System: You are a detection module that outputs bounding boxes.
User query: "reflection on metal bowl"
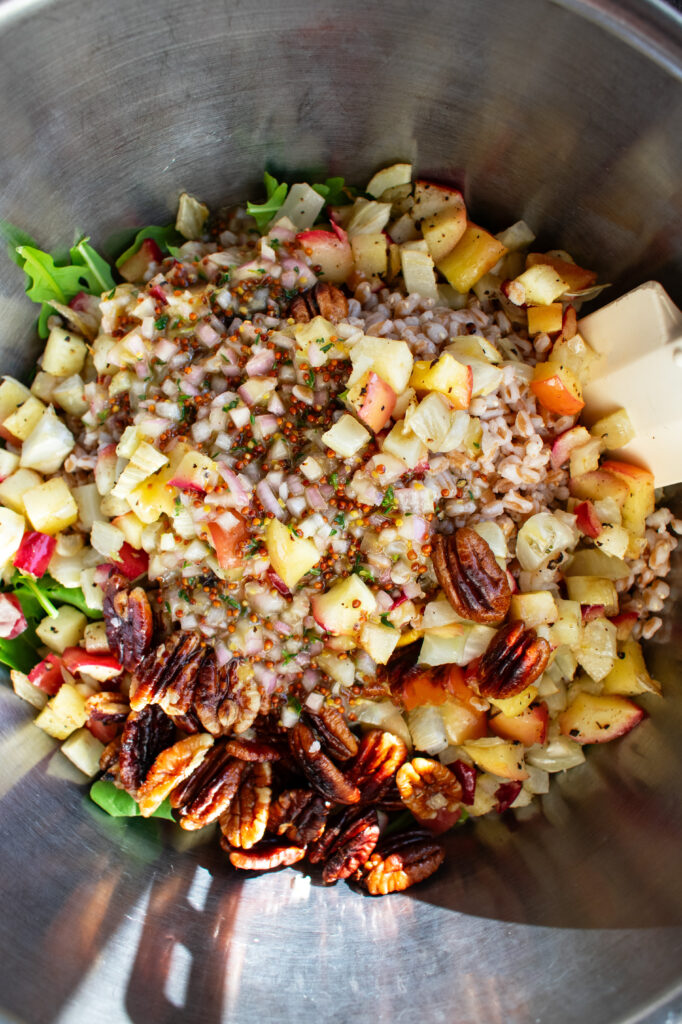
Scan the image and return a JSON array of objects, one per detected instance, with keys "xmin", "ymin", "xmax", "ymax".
[{"xmin": 0, "ymin": 1, "xmax": 681, "ymax": 1022}]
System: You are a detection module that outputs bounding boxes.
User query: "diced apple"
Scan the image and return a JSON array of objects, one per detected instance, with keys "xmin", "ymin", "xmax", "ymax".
[
  {"xmin": 601, "ymin": 639, "xmax": 661, "ymax": 697},
  {"xmin": 311, "ymin": 574, "xmax": 377, "ymax": 635},
  {"xmin": 600, "ymin": 459, "xmax": 655, "ymax": 537},
  {"xmin": 60, "ymin": 727, "xmax": 106, "ymax": 777},
  {"xmin": 412, "ymin": 180, "xmax": 464, "ymax": 221},
  {"xmin": 590, "ymin": 408, "xmax": 635, "ymax": 451},
  {"xmin": 11, "ymin": 668, "xmax": 49, "ymax": 709},
  {"xmin": 79, "ymin": 568, "xmax": 104, "ymax": 612},
  {"xmin": 265, "ymin": 517, "xmax": 320, "ymax": 590},
  {"xmin": 462, "ymin": 737, "xmax": 528, "ymax": 781},
  {"xmin": 22, "ymin": 477, "xmax": 78, "ymax": 535},
  {"xmin": 111, "ymin": 511, "xmax": 145, "ymax": 550},
  {"xmin": 52, "ymin": 374, "xmax": 88, "ymax": 416},
  {"xmin": 439, "ymin": 699, "xmax": 487, "ymax": 745},
  {"xmin": 381, "ymin": 419, "xmax": 428, "ymax": 469},
  {"xmin": 315, "ymin": 649, "xmax": 355, "ymax": 688},
  {"xmin": 351, "ymin": 233, "xmax": 387, "ymax": 278},
  {"xmin": 348, "ymin": 336, "xmax": 414, "ymax": 396},
  {"xmin": 564, "ymin": 548, "xmax": 630, "ymax": 579},
  {"xmin": 62, "ymin": 646, "xmax": 122, "ymax": 682},
  {"xmin": 559, "ymin": 692, "xmax": 644, "ymax": 744},
  {"xmin": 488, "ymin": 685, "xmax": 539, "ymax": 718},
  {"xmin": 447, "ymin": 335, "xmax": 502, "ymax": 365},
  {"xmin": 31, "ymin": 371, "xmax": 59, "ymax": 403},
  {"xmin": 2, "ymin": 396, "xmax": 46, "ymax": 441},
  {"xmin": 359, "ymin": 621, "xmax": 400, "ymax": 664},
  {"xmin": 345, "ymin": 199, "xmax": 393, "ymax": 237},
  {"xmin": 34, "ymin": 682, "xmax": 88, "ymax": 740},
  {"xmin": 84, "ymin": 621, "xmax": 110, "ymax": 653},
  {"xmin": 72, "ymin": 483, "xmax": 101, "ymax": 531},
  {"xmin": 574, "ymin": 500, "xmax": 602, "ymax": 539},
  {"xmin": 509, "ymin": 590, "xmax": 558, "ymax": 628},
  {"xmin": 13, "ymin": 530, "xmax": 56, "ymax": 576},
  {"xmin": 530, "ymin": 361, "xmax": 584, "ymax": 415},
  {"xmin": 20, "ymin": 407, "xmax": 75, "ymax": 474},
  {"xmin": 0, "ymin": 448, "xmax": 19, "ymax": 482},
  {"xmin": 594, "ymin": 523, "xmax": 629, "ymax": 559},
  {"xmin": 490, "ymin": 702, "xmax": 548, "ymax": 746},
  {"xmin": 28, "ymin": 653, "xmax": 64, "ymax": 695},
  {"xmin": 505, "ymin": 264, "xmax": 568, "ymax": 306},
  {"xmin": 576, "ymin": 616, "xmax": 617, "ymax": 681},
  {"xmin": 296, "ymin": 229, "xmax": 354, "ymax": 284},
  {"xmin": 550, "ymin": 331, "xmax": 601, "ymax": 385},
  {"xmin": 610, "ymin": 611, "xmax": 638, "ymax": 641},
  {"xmin": 569, "ymin": 438, "xmax": 602, "ymax": 478},
  {"xmin": 526, "ymin": 252, "xmax": 598, "ymax": 292},
  {"xmin": 0, "ymin": 593, "xmax": 27, "ymax": 638},
  {"xmin": 208, "ymin": 516, "xmax": 249, "ymax": 570},
  {"xmin": 400, "ymin": 246, "xmax": 439, "ymax": 300},
  {"xmin": 348, "ymin": 371, "xmax": 396, "ymax": 433},
  {"xmin": 113, "ymin": 541, "xmax": 149, "ymax": 579},
  {"xmin": 569, "ymin": 469, "xmax": 629, "ymax": 507},
  {"xmin": 409, "ymin": 353, "xmax": 473, "ymax": 409},
  {"xmin": 41, "ymin": 326, "xmax": 88, "ymax": 376},
  {"xmin": 405, "ymin": 392, "xmax": 468, "ymax": 452},
  {"xmin": 167, "ymin": 450, "xmax": 217, "ymax": 493},
  {"xmin": 565, "ymin": 576, "xmax": 619, "ymax": 616},
  {"xmin": 551, "ymin": 599, "xmax": 582, "ymax": 648},
  {"xmin": 35, "ymin": 605, "xmax": 87, "ymax": 653},
  {"xmin": 118, "ymin": 237, "xmax": 164, "ymax": 283},
  {"xmin": 422, "ymin": 205, "xmax": 467, "ymax": 263},
  {"xmin": 0, "ymin": 507, "xmax": 26, "ymax": 566},
  {"xmin": 438, "ymin": 223, "xmax": 507, "ymax": 293},
  {"xmin": 0, "ymin": 377, "xmax": 31, "ymax": 424},
  {"xmin": 126, "ymin": 464, "xmax": 177, "ymax": 524},
  {"xmin": 176, "ymin": 191, "xmax": 209, "ymax": 238},
  {"xmin": 527, "ymin": 303, "xmax": 563, "ymax": 335},
  {"xmin": 366, "ymin": 163, "xmax": 413, "ymax": 199},
  {"xmin": 321, "ymin": 413, "xmax": 371, "ymax": 458}
]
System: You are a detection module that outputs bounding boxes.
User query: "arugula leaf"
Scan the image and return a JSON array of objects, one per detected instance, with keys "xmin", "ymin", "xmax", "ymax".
[
  {"xmin": 0, "ymin": 633, "xmax": 41, "ymax": 674},
  {"xmin": 312, "ymin": 176, "xmax": 350, "ymax": 206},
  {"xmin": 8, "ymin": 572, "xmax": 103, "ymax": 620},
  {"xmin": 13, "ymin": 574, "xmax": 58, "ymax": 617},
  {"xmin": 70, "ymin": 236, "xmax": 115, "ymax": 293},
  {"xmin": 114, "ymin": 224, "xmax": 181, "ymax": 268},
  {"xmin": 90, "ymin": 779, "xmax": 175, "ymax": 820},
  {"xmin": 247, "ymin": 172, "xmax": 289, "ymax": 231}
]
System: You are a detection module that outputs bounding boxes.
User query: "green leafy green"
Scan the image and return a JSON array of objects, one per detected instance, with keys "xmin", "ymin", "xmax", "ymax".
[
  {"xmin": 90, "ymin": 779, "xmax": 175, "ymax": 820},
  {"xmin": 0, "ymin": 633, "xmax": 42, "ymax": 674},
  {"xmin": 246, "ymin": 172, "xmax": 289, "ymax": 231},
  {"xmin": 114, "ymin": 224, "xmax": 181, "ymax": 268},
  {"xmin": 312, "ymin": 176, "xmax": 351, "ymax": 206},
  {"xmin": 8, "ymin": 572, "xmax": 103, "ymax": 621},
  {"xmin": 70, "ymin": 236, "xmax": 115, "ymax": 293},
  {"xmin": 380, "ymin": 485, "xmax": 396, "ymax": 513}
]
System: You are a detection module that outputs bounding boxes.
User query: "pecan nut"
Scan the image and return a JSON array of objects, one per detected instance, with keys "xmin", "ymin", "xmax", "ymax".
[
  {"xmin": 103, "ymin": 576, "xmax": 154, "ymax": 671},
  {"xmin": 289, "ymin": 722, "xmax": 360, "ymax": 805},
  {"xmin": 130, "ymin": 632, "xmax": 207, "ymax": 716},
  {"xmin": 431, "ymin": 527, "xmax": 511, "ymax": 624},
  {"xmin": 348, "ymin": 729, "xmax": 408, "ymax": 804},
  {"xmin": 85, "ymin": 691, "xmax": 130, "ymax": 726},
  {"xmin": 396, "ymin": 758, "xmax": 462, "ymax": 829},
  {"xmin": 194, "ymin": 651, "xmax": 261, "ymax": 736},
  {"xmin": 317, "ymin": 808, "xmax": 380, "ymax": 885},
  {"xmin": 119, "ymin": 704, "xmax": 176, "ymax": 794},
  {"xmin": 303, "ymin": 705, "xmax": 358, "ymax": 762},
  {"xmin": 356, "ymin": 830, "xmax": 446, "ymax": 896},
  {"xmin": 224, "ymin": 840, "xmax": 306, "ymax": 871},
  {"xmin": 136, "ymin": 733, "xmax": 214, "ymax": 817},
  {"xmin": 268, "ymin": 788, "xmax": 330, "ymax": 846},
  {"xmin": 170, "ymin": 742, "xmax": 250, "ymax": 830},
  {"xmin": 224, "ymin": 737, "xmax": 283, "ymax": 762},
  {"xmin": 466, "ymin": 620, "xmax": 550, "ymax": 699},
  {"xmin": 287, "ymin": 282, "xmax": 348, "ymax": 323},
  {"xmin": 220, "ymin": 762, "xmax": 272, "ymax": 849}
]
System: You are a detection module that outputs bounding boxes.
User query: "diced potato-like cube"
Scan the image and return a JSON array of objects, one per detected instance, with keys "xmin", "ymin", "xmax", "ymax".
[
  {"xmin": 509, "ymin": 590, "xmax": 558, "ymax": 628},
  {"xmin": 351, "ymin": 233, "xmax": 388, "ymax": 278},
  {"xmin": 550, "ymin": 599, "xmax": 582, "ymax": 648},
  {"xmin": 601, "ymin": 639, "xmax": 661, "ymax": 697},
  {"xmin": 2, "ymin": 396, "xmax": 46, "ymax": 441},
  {"xmin": 42, "ymin": 326, "xmax": 88, "ymax": 376},
  {"xmin": 0, "ymin": 468, "xmax": 43, "ymax": 514},
  {"xmin": 488, "ymin": 685, "xmax": 538, "ymax": 718},
  {"xmin": 366, "ymin": 163, "xmax": 413, "ymax": 198},
  {"xmin": 34, "ymin": 682, "xmax": 87, "ymax": 739},
  {"xmin": 61, "ymin": 727, "xmax": 106, "ymax": 776},
  {"xmin": 421, "ymin": 205, "xmax": 467, "ymax": 263},
  {"xmin": 569, "ymin": 438, "xmax": 603, "ymax": 478},
  {"xmin": 594, "ymin": 523, "xmax": 630, "ymax": 559},
  {"xmin": 321, "ymin": 414, "xmax": 371, "ymax": 458},
  {"xmin": 311, "ymin": 574, "xmax": 377, "ymax": 635},
  {"xmin": 551, "ymin": 331, "xmax": 601, "ymax": 385},
  {"xmin": 565, "ymin": 575, "xmax": 619, "ymax": 615},
  {"xmin": 590, "ymin": 408, "xmax": 635, "ymax": 450},
  {"xmin": 506, "ymin": 264, "xmax": 567, "ymax": 306},
  {"xmin": 31, "ymin": 371, "xmax": 59, "ymax": 403},
  {"xmin": 348, "ymin": 337, "xmax": 414, "ymax": 395},
  {"xmin": 316, "ymin": 649, "xmax": 355, "ymax": 687},
  {"xmin": 23, "ymin": 477, "xmax": 78, "ymax": 534},
  {"xmin": 0, "ymin": 376, "xmax": 31, "ymax": 422},
  {"xmin": 462, "ymin": 737, "xmax": 529, "ymax": 781},
  {"xmin": 11, "ymin": 669, "xmax": 49, "ymax": 710},
  {"xmin": 35, "ymin": 605, "xmax": 87, "ymax": 653}
]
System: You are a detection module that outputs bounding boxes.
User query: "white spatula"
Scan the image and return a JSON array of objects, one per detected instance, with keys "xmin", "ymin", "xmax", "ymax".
[{"xmin": 578, "ymin": 281, "xmax": 682, "ymax": 488}]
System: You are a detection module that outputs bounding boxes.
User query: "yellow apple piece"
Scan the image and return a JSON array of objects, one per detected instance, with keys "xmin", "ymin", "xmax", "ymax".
[
  {"xmin": 34, "ymin": 682, "xmax": 88, "ymax": 740},
  {"xmin": 310, "ymin": 573, "xmax": 377, "ymax": 635},
  {"xmin": 381, "ymin": 419, "xmax": 428, "ymax": 470},
  {"xmin": 351, "ymin": 232, "xmax": 387, "ymax": 278},
  {"xmin": 447, "ymin": 334, "xmax": 502, "ymax": 364},
  {"xmin": 41, "ymin": 326, "xmax": 88, "ymax": 376},
  {"xmin": 490, "ymin": 702, "xmax": 548, "ymax": 746},
  {"xmin": 601, "ymin": 640, "xmax": 661, "ymax": 697},
  {"xmin": 347, "ymin": 372, "xmax": 396, "ymax": 433},
  {"xmin": 559, "ymin": 692, "xmax": 644, "ymax": 744},
  {"xmin": 421, "ymin": 205, "xmax": 467, "ymax": 263},
  {"xmin": 569, "ymin": 438, "xmax": 603, "ymax": 478},
  {"xmin": 565, "ymin": 576, "xmax": 619, "ymax": 616},
  {"xmin": 505, "ymin": 264, "xmax": 568, "ymax": 306},
  {"xmin": 35, "ymin": 605, "xmax": 87, "ymax": 654},
  {"xmin": 527, "ymin": 303, "xmax": 564, "ymax": 335},
  {"xmin": 0, "ymin": 506, "xmax": 25, "ymax": 565},
  {"xmin": 2, "ymin": 396, "xmax": 45, "ymax": 442},
  {"xmin": 509, "ymin": 591, "xmax": 558, "ymax": 628},
  {"xmin": 526, "ymin": 252, "xmax": 598, "ymax": 292},
  {"xmin": 265, "ymin": 518, "xmax": 320, "ymax": 590},
  {"xmin": 564, "ymin": 548, "xmax": 630, "ymax": 580},
  {"xmin": 23, "ymin": 477, "xmax": 78, "ymax": 534},
  {"xmin": 569, "ymin": 469, "xmax": 629, "ymax": 507},
  {"xmin": 589, "ymin": 408, "xmax": 635, "ymax": 450},
  {"xmin": 0, "ymin": 377, "xmax": 31, "ymax": 424},
  {"xmin": 359, "ymin": 621, "xmax": 401, "ymax": 664},
  {"xmin": 550, "ymin": 331, "xmax": 601, "ymax": 385},
  {"xmin": 601, "ymin": 459, "xmax": 655, "ymax": 537},
  {"xmin": 488, "ymin": 685, "xmax": 539, "ymax": 718},
  {"xmin": 409, "ymin": 352, "xmax": 473, "ymax": 410},
  {"xmin": 412, "ymin": 179, "xmax": 465, "ymax": 220},
  {"xmin": 400, "ymin": 246, "xmax": 439, "ymax": 301},
  {"xmin": 126, "ymin": 464, "xmax": 177, "ymax": 524},
  {"xmin": 462, "ymin": 737, "xmax": 529, "ymax": 781},
  {"xmin": 438, "ymin": 223, "xmax": 507, "ymax": 293},
  {"xmin": 530, "ymin": 361, "xmax": 585, "ymax": 415},
  {"xmin": 348, "ymin": 337, "xmax": 414, "ymax": 395},
  {"xmin": 0, "ymin": 468, "xmax": 43, "ymax": 514},
  {"xmin": 365, "ymin": 162, "xmax": 413, "ymax": 199},
  {"xmin": 321, "ymin": 413, "xmax": 371, "ymax": 458}
]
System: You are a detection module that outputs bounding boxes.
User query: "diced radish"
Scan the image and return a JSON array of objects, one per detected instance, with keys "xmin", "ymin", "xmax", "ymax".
[
  {"xmin": 28, "ymin": 653, "xmax": 64, "ymax": 696},
  {"xmin": 0, "ymin": 593, "xmax": 27, "ymax": 639},
  {"xmin": 113, "ymin": 541, "xmax": 149, "ymax": 579},
  {"xmin": 62, "ymin": 646, "xmax": 123, "ymax": 682},
  {"xmin": 13, "ymin": 531, "xmax": 57, "ymax": 577}
]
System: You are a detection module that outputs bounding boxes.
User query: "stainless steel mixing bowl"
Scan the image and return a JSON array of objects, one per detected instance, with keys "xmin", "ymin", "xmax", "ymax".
[{"xmin": 0, "ymin": 1, "xmax": 681, "ymax": 1021}]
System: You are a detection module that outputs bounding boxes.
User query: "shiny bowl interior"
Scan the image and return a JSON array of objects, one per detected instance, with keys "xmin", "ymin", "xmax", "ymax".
[{"xmin": 0, "ymin": 1, "xmax": 681, "ymax": 1022}]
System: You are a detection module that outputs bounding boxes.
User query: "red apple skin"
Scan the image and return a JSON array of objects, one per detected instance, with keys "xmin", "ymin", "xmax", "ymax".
[
  {"xmin": 149, "ymin": 283, "xmax": 169, "ymax": 306},
  {"xmin": 560, "ymin": 304, "xmax": 578, "ymax": 341},
  {"xmin": 118, "ymin": 237, "xmax": 164, "ymax": 283},
  {"xmin": 550, "ymin": 426, "xmax": 590, "ymax": 469},
  {"xmin": 531, "ymin": 365, "xmax": 585, "ymax": 416},
  {"xmin": 490, "ymin": 702, "xmax": 549, "ymax": 747},
  {"xmin": 13, "ymin": 531, "xmax": 57, "ymax": 577},
  {"xmin": 62, "ymin": 647, "xmax": 123, "ymax": 681},
  {"xmin": 601, "ymin": 459, "xmax": 654, "ymax": 483},
  {"xmin": 582, "ymin": 604, "xmax": 606, "ymax": 622},
  {"xmin": 559, "ymin": 694, "xmax": 645, "ymax": 744},
  {"xmin": 574, "ymin": 500, "xmax": 602, "ymax": 539},
  {"xmin": 87, "ymin": 719, "xmax": 120, "ymax": 745},
  {"xmin": 415, "ymin": 805, "xmax": 462, "ymax": 836},
  {"xmin": 28, "ymin": 653, "xmax": 64, "ymax": 695},
  {"xmin": 296, "ymin": 229, "xmax": 353, "ymax": 283},
  {"xmin": 0, "ymin": 593, "xmax": 27, "ymax": 639},
  {"xmin": 610, "ymin": 611, "xmax": 638, "ymax": 641},
  {"xmin": 113, "ymin": 542, "xmax": 149, "ymax": 580},
  {"xmin": 495, "ymin": 781, "xmax": 523, "ymax": 813},
  {"xmin": 208, "ymin": 517, "xmax": 249, "ymax": 570},
  {"xmin": 451, "ymin": 759, "xmax": 477, "ymax": 805},
  {"xmin": 355, "ymin": 372, "xmax": 397, "ymax": 433}
]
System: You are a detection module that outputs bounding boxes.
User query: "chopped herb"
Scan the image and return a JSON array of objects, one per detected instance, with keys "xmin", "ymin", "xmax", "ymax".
[
  {"xmin": 380, "ymin": 485, "xmax": 395, "ymax": 513},
  {"xmin": 287, "ymin": 695, "xmax": 302, "ymax": 714},
  {"xmin": 380, "ymin": 614, "xmax": 396, "ymax": 629},
  {"xmin": 282, "ymin": 650, "xmax": 296, "ymax": 665},
  {"xmin": 330, "ymin": 471, "xmax": 339, "ymax": 489},
  {"xmin": 468, "ymin": 490, "xmax": 474, "ymax": 500},
  {"xmin": 330, "ymin": 529, "xmax": 337, "ymax": 537},
  {"xmin": 164, "ymin": 601, "xmax": 171, "ymax": 613},
  {"xmin": 222, "ymin": 595, "xmax": 240, "ymax": 610},
  {"xmin": 333, "ymin": 512, "xmax": 345, "ymax": 527},
  {"xmin": 219, "ymin": 270, "xmax": 231, "ymax": 285},
  {"xmin": 358, "ymin": 567, "xmax": 374, "ymax": 581},
  {"xmin": 246, "ymin": 172, "xmax": 289, "ymax": 231},
  {"xmin": 338, "ymin": 389, "xmax": 349, "ymax": 401},
  {"xmin": 223, "ymin": 399, "xmax": 239, "ymax": 411},
  {"xmin": 154, "ymin": 314, "xmax": 170, "ymax": 330},
  {"xmin": 244, "ymin": 538, "xmax": 260, "ymax": 557},
  {"xmin": 250, "ymin": 412, "xmax": 256, "ymax": 427},
  {"xmin": 306, "ymin": 567, "xmax": 321, "ymax": 576},
  {"xmin": 305, "ymin": 369, "xmax": 315, "ymax": 388},
  {"xmin": 177, "ymin": 589, "xmax": 190, "ymax": 602},
  {"xmin": 173, "ymin": 496, "xmax": 182, "ymax": 515}
]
